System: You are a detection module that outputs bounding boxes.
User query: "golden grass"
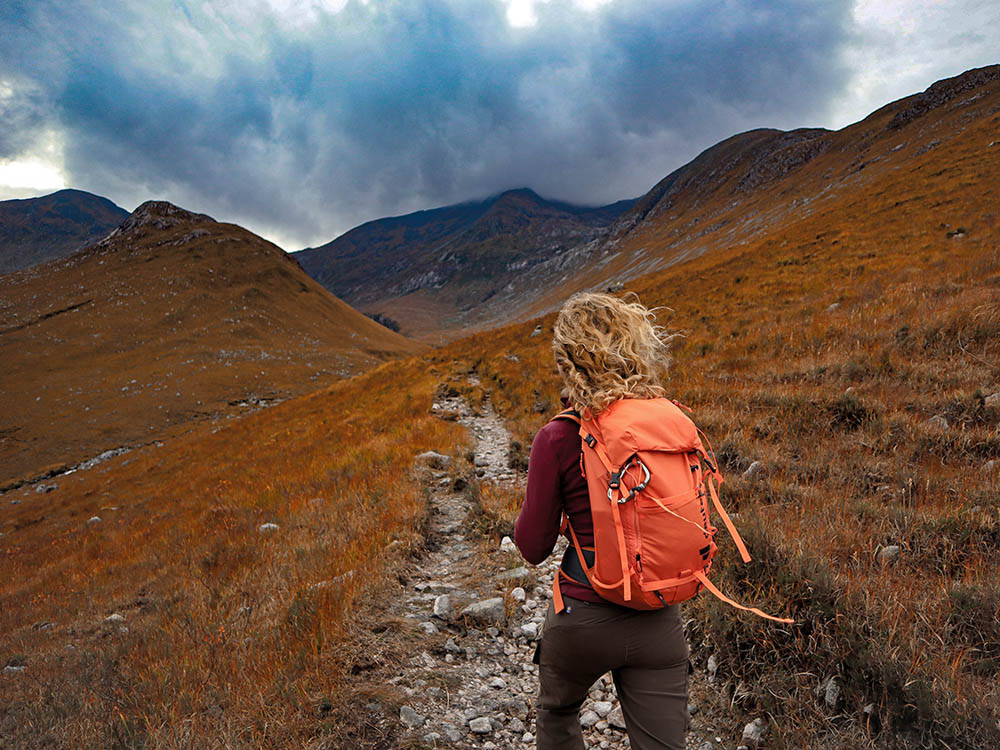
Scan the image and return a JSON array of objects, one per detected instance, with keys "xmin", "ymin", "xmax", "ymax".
[
  {"xmin": 443, "ymin": 189, "xmax": 1000, "ymax": 746},
  {"xmin": 2, "ymin": 79, "xmax": 998, "ymax": 748},
  {"xmin": 3, "ymin": 227, "xmax": 997, "ymax": 746},
  {"xmin": 0, "ymin": 208, "xmax": 422, "ymax": 488},
  {"xmin": 0, "ymin": 357, "xmax": 467, "ymax": 748}
]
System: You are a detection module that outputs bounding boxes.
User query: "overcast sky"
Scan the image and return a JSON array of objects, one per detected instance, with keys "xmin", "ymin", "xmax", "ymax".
[{"xmin": 1, "ymin": 0, "xmax": 997, "ymax": 250}]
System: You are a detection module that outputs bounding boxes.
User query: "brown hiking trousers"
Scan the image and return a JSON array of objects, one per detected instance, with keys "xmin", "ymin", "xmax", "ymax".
[{"xmin": 534, "ymin": 596, "xmax": 689, "ymax": 750}]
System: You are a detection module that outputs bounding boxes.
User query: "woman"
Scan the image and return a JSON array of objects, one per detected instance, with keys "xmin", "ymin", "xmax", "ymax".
[{"xmin": 514, "ymin": 292, "xmax": 689, "ymax": 750}]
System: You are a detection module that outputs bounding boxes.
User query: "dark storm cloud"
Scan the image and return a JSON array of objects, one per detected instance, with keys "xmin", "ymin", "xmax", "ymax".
[{"xmin": 0, "ymin": 0, "xmax": 854, "ymax": 247}]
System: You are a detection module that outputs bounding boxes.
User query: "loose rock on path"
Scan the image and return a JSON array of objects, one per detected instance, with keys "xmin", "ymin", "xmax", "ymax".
[{"xmin": 395, "ymin": 384, "xmax": 736, "ymax": 749}]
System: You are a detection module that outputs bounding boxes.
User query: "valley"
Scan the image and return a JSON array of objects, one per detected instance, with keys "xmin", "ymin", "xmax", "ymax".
[{"xmin": 1, "ymin": 65, "xmax": 998, "ymax": 749}]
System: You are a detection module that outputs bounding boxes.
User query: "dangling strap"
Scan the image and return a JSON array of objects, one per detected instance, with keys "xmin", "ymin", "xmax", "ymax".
[
  {"xmin": 608, "ymin": 490, "xmax": 632, "ymax": 601},
  {"xmin": 694, "ymin": 428, "xmax": 751, "ymax": 565},
  {"xmin": 705, "ymin": 470, "xmax": 751, "ymax": 563},
  {"xmin": 553, "ymin": 570, "xmax": 566, "ymax": 613},
  {"xmin": 552, "ymin": 515, "xmax": 577, "ymax": 614},
  {"xmin": 692, "ymin": 570, "xmax": 794, "ymax": 624}
]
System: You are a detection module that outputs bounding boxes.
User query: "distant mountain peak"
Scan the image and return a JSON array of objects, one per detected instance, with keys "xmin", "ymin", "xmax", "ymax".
[
  {"xmin": 93, "ymin": 200, "xmax": 217, "ymax": 250},
  {"xmin": 0, "ymin": 189, "xmax": 130, "ymax": 275},
  {"xmin": 494, "ymin": 187, "xmax": 542, "ymax": 201},
  {"xmin": 121, "ymin": 201, "xmax": 215, "ymax": 233}
]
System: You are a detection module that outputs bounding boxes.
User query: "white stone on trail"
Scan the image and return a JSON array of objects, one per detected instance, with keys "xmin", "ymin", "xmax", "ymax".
[
  {"xmin": 414, "ymin": 451, "xmax": 452, "ymax": 470},
  {"xmin": 258, "ymin": 522, "xmax": 279, "ymax": 533},
  {"xmin": 3, "ymin": 665, "xmax": 26, "ymax": 675},
  {"xmin": 87, "ymin": 516, "xmax": 101, "ymax": 524},
  {"xmin": 496, "ymin": 566, "xmax": 530, "ymax": 581},
  {"xmin": 593, "ymin": 700, "xmax": 613, "ymax": 718},
  {"xmin": 469, "ymin": 716, "xmax": 492, "ymax": 734},
  {"xmin": 432, "ymin": 594, "xmax": 453, "ymax": 620},
  {"xmin": 461, "ymin": 598, "xmax": 506, "ymax": 625},
  {"xmin": 742, "ymin": 717, "xmax": 767, "ymax": 746},
  {"xmin": 607, "ymin": 705, "xmax": 626, "ymax": 729},
  {"xmin": 511, "ymin": 586, "xmax": 526, "ymax": 602},
  {"xmin": 741, "ymin": 461, "xmax": 763, "ymax": 480},
  {"xmin": 500, "ymin": 535, "xmax": 517, "ymax": 552},
  {"xmin": 400, "ymin": 705, "xmax": 425, "ymax": 728},
  {"xmin": 104, "ymin": 613, "xmax": 125, "ymax": 623}
]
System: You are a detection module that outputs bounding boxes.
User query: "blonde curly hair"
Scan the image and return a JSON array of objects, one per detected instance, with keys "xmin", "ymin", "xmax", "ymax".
[{"xmin": 552, "ymin": 292, "xmax": 672, "ymax": 415}]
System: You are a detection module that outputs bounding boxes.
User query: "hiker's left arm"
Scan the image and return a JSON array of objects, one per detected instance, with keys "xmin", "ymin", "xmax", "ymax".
[{"xmin": 515, "ymin": 427, "xmax": 562, "ymax": 564}]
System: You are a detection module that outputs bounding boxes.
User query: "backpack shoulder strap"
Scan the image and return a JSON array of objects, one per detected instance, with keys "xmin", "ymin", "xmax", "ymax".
[{"xmin": 550, "ymin": 408, "xmax": 581, "ymax": 425}]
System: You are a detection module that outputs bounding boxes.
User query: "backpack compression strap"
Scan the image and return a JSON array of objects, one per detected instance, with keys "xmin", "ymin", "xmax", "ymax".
[{"xmin": 575, "ymin": 421, "xmax": 635, "ymax": 602}]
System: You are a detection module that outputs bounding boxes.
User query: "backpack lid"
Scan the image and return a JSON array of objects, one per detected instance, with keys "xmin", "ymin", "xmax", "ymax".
[{"xmin": 584, "ymin": 398, "xmax": 703, "ymax": 465}]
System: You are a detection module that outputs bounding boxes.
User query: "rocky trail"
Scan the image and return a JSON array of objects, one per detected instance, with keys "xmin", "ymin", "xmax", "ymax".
[{"xmin": 389, "ymin": 386, "xmax": 748, "ymax": 750}]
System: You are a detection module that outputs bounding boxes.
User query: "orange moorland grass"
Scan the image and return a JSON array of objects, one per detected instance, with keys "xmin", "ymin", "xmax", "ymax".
[
  {"xmin": 444, "ymin": 214, "xmax": 999, "ymax": 744},
  {"xmin": 2, "ymin": 172, "xmax": 997, "ymax": 748},
  {"xmin": 0, "ymin": 356, "xmax": 468, "ymax": 748}
]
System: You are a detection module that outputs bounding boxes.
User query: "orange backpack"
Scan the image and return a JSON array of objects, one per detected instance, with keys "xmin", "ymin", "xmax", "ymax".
[{"xmin": 552, "ymin": 398, "xmax": 792, "ymax": 623}]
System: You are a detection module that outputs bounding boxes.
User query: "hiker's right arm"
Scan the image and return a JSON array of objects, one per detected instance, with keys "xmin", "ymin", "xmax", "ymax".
[{"xmin": 514, "ymin": 427, "xmax": 562, "ymax": 565}]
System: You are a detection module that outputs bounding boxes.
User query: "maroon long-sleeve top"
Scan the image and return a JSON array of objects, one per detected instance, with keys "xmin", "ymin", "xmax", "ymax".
[{"xmin": 514, "ymin": 416, "xmax": 604, "ymax": 604}]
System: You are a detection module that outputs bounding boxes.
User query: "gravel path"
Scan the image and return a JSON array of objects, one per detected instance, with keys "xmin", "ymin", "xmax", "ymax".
[{"xmin": 394, "ymin": 386, "xmax": 734, "ymax": 749}]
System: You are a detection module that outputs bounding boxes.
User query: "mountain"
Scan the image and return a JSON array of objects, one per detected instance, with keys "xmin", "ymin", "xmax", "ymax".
[
  {"xmin": 3, "ymin": 67, "xmax": 999, "ymax": 750},
  {"xmin": 294, "ymin": 188, "xmax": 635, "ymax": 341},
  {"xmin": 0, "ymin": 189, "xmax": 130, "ymax": 274},
  {"xmin": 296, "ymin": 65, "xmax": 1000, "ymax": 340},
  {"xmin": 522, "ymin": 64, "xmax": 1000, "ymax": 315},
  {"xmin": 0, "ymin": 201, "xmax": 421, "ymax": 487}
]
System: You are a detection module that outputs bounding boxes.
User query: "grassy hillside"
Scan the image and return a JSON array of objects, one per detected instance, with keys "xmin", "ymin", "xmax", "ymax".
[
  {"xmin": 0, "ymin": 201, "xmax": 421, "ymax": 488},
  {"xmin": 449, "ymin": 156, "xmax": 1000, "ymax": 746},
  {"xmin": 3, "ymin": 189, "xmax": 995, "ymax": 745},
  {"xmin": 1, "ymin": 357, "xmax": 467, "ymax": 747}
]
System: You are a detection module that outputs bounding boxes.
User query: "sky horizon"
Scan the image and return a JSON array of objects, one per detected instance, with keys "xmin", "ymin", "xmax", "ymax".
[{"xmin": 1, "ymin": 1, "xmax": 998, "ymax": 251}]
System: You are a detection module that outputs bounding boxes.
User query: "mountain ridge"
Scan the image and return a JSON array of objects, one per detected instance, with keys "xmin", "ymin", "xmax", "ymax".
[
  {"xmin": 0, "ymin": 188, "xmax": 130, "ymax": 274},
  {"xmin": 0, "ymin": 199, "xmax": 421, "ymax": 486},
  {"xmin": 292, "ymin": 64, "xmax": 999, "ymax": 340},
  {"xmin": 294, "ymin": 188, "xmax": 636, "ymax": 340}
]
